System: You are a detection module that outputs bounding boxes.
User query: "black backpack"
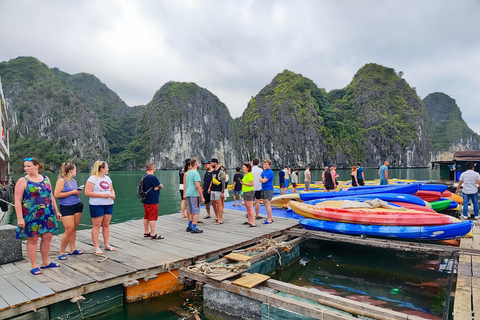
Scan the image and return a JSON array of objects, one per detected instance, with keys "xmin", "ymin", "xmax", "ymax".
[{"xmin": 137, "ymin": 174, "xmax": 153, "ymax": 202}]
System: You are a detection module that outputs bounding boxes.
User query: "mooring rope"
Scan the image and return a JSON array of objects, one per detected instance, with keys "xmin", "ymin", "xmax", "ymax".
[
  {"xmin": 162, "ymin": 260, "xmax": 178, "ymax": 278},
  {"xmin": 187, "ymin": 261, "xmax": 251, "ymax": 276},
  {"xmin": 232, "ymin": 238, "xmax": 292, "ymax": 255}
]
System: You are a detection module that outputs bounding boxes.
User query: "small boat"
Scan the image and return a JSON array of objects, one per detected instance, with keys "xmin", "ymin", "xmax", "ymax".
[
  {"xmin": 429, "ymin": 198, "xmax": 452, "ymax": 212},
  {"xmin": 299, "ymin": 184, "xmax": 421, "ymax": 201},
  {"xmin": 419, "ymin": 184, "xmax": 448, "ymax": 193},
  {"xmin": 270, "ymin": 193, "xmax": 301, "ymax": 208},
  {"xmin": 299, "ymin": 218, "xmax": 474, "ymax": 240},
  {"xmin": 414, "ymin": 190, "xmax": 441, "ymax": 202},
  {"xmin": 303, "ymin": 193, "xmax": 428, "ymax": 207},
  {"xmin": 289, "ymin": 200, "xmax": 456, "ymax": 226}
]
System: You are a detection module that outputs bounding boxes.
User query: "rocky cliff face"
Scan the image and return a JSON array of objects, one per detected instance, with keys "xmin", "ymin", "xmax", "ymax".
[
  {"xmin": 332, "ymin": 64, "xmax": 431, "ymax": 167},
  {"xmin": 0, "ymin": 57, "xmax": 110, "ymax": 172},
  {"xmin": 423, "ymin": 92, "xmax": 480, "ymax": 161},
  {"xmin": 136, "ymin": 81, "xmax": 242, "ymax": 169},
  {"xmin": 238, "ymin": 70, "xmax": 329, "ymax": 168}
]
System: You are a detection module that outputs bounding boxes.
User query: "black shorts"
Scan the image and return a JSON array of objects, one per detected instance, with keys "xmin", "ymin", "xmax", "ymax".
[
  {"xmin": 358, "ymin": 179, "xmax": 365, "ymax": 186},
  {"xmin": 60, "ymin": 202, "xmax": 84, "ymax": 217},
  {"xmin": 203, "ymin": 192, "xmax": 211, "ymax": 204},
  {"xmin": 254, "ymin": 190, "xmax": 262, "ymax": 200},
  {"xmin": 179, "ymin": 190, "xmax": 184, "ymax": 198},
  {"xmin": 324, "ymin": 182, "xmax": 335, "ymax": 190}
]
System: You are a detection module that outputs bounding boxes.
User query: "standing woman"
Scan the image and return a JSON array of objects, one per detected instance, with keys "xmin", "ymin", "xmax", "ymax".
[
  {"xmin": 54, "ymin": 163, "xmax": 84, "ymax": 260},
  {"xmin": 351, "ymin": 166, "xmax": 358, "ymax": 187},
  {"xmin": 15, "ymin": 157, "xmax": 62, "ymax": 275},
  {"xmin": 220, "ymin": 166, "xmax": 229, "ymax": 213},
  {"xmin": 84, "ymin": 161, "xmax": 116, "ymax": 255},
  {"xmin": 240, "ymin": 163, "xmax": 256, "ymax": 227}
]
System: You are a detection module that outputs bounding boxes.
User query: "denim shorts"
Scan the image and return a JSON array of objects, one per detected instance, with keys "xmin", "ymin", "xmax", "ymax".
[
  {"xmin": 89, "ymin": 204, "xmax": 113, "ymax": 218},
  {"xmin": 233, "ymin": 190, "xmax": 242, "ymax": 195}
]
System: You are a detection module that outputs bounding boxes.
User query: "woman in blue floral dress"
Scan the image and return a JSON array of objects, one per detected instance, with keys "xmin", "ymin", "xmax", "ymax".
[{"xmin": 15, "ymin": 158, "xmax": 62, "ymax": 275}]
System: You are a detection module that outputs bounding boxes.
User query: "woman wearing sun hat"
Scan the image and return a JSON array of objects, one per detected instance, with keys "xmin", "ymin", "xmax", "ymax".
[{"xmin": 15, "ymin": 157, "xmax": 62, "ymax": 275}]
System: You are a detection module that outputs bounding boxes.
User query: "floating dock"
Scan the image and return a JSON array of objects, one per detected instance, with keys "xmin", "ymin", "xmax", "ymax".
[
  {"xmin": 0, "ymin": 209, "xmax": 299, "ymax": 319},
  {"xmin": 1, "ymin": 207, "xmax": 479, "ymax": 319}
]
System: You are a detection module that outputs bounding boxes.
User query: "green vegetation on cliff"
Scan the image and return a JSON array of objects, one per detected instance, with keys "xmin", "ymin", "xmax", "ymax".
[{"xmin": 423, "ymin": 92, "xmax": 480, "ymax": 152}]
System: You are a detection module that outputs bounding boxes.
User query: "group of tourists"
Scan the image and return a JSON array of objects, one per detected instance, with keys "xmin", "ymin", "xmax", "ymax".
[
  {"xmin": 14, "ymin": 158, "xmax": 116, "ymax": 275},
  {"xmin": 178, "ymin": 157, "xmax": 275, "ymax": 232}
]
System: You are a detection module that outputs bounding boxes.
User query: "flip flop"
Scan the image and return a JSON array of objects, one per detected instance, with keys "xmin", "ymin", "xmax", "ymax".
[
  {"xmin": 263, "ymin": 220, "xmax": 274, "ymax": 224},
  {"xmin": 30, "ymin": 267, "xmax": 42, "ymax": 275},
  {"xmin": 204, "ymin": 215, "xmax": 211, "ymax": 219},
  {"xmin": 68, "ymin": 249, "xmax": 83, "ymax": 255},
  {"xmin": 248, "ymin": 224, "xmax": 257, "ymax": 227},
  {"xmin": 58, "ymin": 254, "xmax": 67, "ymax": 260},
  {"xmin": 41, "ymin": 262, "xmax": 60, "ymax": 269},
  {"xmin": 242, "ymin": 221, "xmax": 249, "ymax": 225},
  {"xmin": 256, "ymin": 215, "xmax": 264, "ymax": 220},
  {"xmin": 214, "ymin": 221, "xmax": 224, "ymax": 225},
  {"xmin": 198, "ymin": 220, "xmax": 204, "ymax": 223}
]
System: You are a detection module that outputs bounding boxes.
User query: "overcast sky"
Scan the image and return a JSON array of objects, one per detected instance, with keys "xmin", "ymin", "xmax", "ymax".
[{"xmin": 1, "ymin": 0, "xmax": 479, "ymax": 133}]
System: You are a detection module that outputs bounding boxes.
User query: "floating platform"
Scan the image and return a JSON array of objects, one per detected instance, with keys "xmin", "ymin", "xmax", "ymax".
[{"xmin": 0, "ymin": 208, "xmax": 299, "ymax": 319}]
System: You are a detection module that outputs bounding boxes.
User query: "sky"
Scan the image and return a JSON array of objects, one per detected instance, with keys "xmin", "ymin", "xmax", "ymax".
[{"xmin": 1, "ymin": 0, "xmax": 479, "ymax": 133}]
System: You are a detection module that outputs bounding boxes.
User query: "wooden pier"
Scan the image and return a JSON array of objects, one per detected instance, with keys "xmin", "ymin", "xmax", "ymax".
[
  {"xmin": 0, "ymin": 208, "xmax": 299, "ymax": 319},
  {"xmin": 1, "ymin": 204, "xmax": 479, "ymax": 319},
  {"xmin": 454, "ymin": 220, "xmax": 480, "ymax": 319}
]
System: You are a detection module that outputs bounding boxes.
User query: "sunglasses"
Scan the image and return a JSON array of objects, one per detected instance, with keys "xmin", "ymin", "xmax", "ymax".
[{"xmin": 24, "ymin": 158, "xmax": 34, "ymax": 161}]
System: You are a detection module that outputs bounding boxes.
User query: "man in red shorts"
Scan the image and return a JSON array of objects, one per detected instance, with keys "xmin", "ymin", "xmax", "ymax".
[{"xmin": 142, "ymin": 162, "xmax": 164, "ymax": 240}]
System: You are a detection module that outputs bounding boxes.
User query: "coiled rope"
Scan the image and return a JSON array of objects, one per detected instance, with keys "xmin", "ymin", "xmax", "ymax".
[{"xmin": 187, "ymin": 261, "xmax": 251, "ymax": 276}]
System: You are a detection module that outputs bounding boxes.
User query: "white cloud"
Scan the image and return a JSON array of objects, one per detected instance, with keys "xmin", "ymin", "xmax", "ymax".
[{"xmin": 0, "ymin": 0, "xmax": 479, "ymax": 131}]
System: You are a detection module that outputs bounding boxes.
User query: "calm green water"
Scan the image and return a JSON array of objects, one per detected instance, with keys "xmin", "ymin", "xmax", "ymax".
[{"xmin": 274, "ymin": 239, "xmax": 451, "ymax": 319}]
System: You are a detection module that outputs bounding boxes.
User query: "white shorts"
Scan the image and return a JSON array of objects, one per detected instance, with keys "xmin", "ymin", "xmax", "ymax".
[{"xmin": 211, "ymin": 191, "xmax": 222, "ymax": 201}]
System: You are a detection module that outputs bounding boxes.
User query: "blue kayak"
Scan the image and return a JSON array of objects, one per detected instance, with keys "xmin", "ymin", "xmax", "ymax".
[
  {"xmin": 300, "ymin": 184, "xmax": 421, "ymax": 201},
  {"xmin": 419, "ymin": 184, "xmax": 448, "ymax": 193},
  {"xmin": 299, "ymin": 218, "xmax": 474, "ymax": 240},
  {"xmin": 302, "ymin": 193, "xmax": 427, "ymax": 207}
]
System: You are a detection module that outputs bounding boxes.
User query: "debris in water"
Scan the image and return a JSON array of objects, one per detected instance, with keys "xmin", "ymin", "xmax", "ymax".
[
  {"xmin": 299, "ymin": 258, "xmax": 309, "ymax": 266},
  {"xmin": 390, "ymin": 287, "xmax": 402, "ymax": 294}
]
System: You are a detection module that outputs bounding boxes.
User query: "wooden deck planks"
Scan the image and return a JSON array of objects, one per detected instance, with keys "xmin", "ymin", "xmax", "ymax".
[
  {"xmin": 0, "ymin": 276, "xmax": 30, "ymax": 306},
  {"xmin": 0, "ymin": 211, "xmax": 294, "ymax": 318}
]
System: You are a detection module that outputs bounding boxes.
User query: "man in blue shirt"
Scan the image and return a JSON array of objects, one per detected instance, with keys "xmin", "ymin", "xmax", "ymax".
[
  {"xmin": 259, "ymin": 159, "xmax": 274, "ymax": 224},
  {"xmin": 378, "ymin": 161, "xmax": 389, "ymax": 185},
  {"xmin": 356, "ymin": 162, "xmax": 365, "ymax": 186},
  {"xmin": 142, "ymin": 162, "xmax": 164, "ymax": 240},
  {"xmin": 279, "ymin": 169, "xmax": 285, "ymax": 195}
]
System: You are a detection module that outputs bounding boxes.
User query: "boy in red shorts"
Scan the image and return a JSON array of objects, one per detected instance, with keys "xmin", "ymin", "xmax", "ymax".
[{"xmin": 142, "ymin": 162, "xmax": 164, "ymax": 239}]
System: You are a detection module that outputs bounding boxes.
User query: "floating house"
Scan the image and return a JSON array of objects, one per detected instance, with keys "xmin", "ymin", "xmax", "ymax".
[{"xmin": 431, "ymin": 151, "xmax": 480, "ymax": 181}]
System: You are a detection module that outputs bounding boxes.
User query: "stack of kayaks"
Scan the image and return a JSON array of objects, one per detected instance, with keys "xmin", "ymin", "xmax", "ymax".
[{"xmin": 290, "ymin": 183, "xmax": 472, "ymax": 241}]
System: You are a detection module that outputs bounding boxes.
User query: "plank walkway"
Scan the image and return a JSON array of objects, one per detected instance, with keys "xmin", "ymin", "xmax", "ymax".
[
  {"xmin": 0, "ymin": 208, "xmax": 299, "ymax": 319},
  {"xmin": 454, "ymin": 219, "xmax": 480, "ymax": 319}
]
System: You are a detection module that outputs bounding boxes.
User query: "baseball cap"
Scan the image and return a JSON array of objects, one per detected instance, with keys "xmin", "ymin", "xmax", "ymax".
[
  {"xmin": 203, "ymin": 160, "xmax": 211, "ymax": 164},
  {"xmin": 210, "ymin": 158, "xmax": 219, "ymax": 163}
]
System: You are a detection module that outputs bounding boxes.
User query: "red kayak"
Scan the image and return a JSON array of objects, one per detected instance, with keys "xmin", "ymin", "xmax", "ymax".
[
  {"xmin": 390, "ymin": 201, "xmax": 436, "ymax": 213},
  {"xmin": 441, "ymin": 190, "xmax": 452, "ymax": 197},
  {"xmin": 414, "ymin": 190, "xmax": 441, "ymax": 202},
  {"xmin": 290, "ymin": 201, "xmax": 456, "ymax": 226}
]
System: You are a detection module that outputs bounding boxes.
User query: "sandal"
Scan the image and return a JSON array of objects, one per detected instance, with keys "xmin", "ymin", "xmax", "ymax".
[
  {"xmin": 242, "ymin": 221, "xmax": 249, "ymax": 225},
  {"xmin": 58, "ymin": 254, "xmax": 67, "ymax": 261},
  {"xmin": 151, "ymin": 234, "xmax": 164, "ymax": 240},
  {"xmin": 105, "ymin": 245, "xmax": 116, "ymax": 251},
  {"xmin": 204, "ymin": 215, "xmax": 211, "ymax": 219},
  {"xmin": 30, "ymin": 267, "xmax": 42, "ymax": 275},
  {"xmin": 214, "ymin": 221, "xmax": 224, "ymax": 225},
  {"xmin": 41, "ymin": 262, "xmax": 60, "ymax": 269},
  {"xmin": 144, "ymin": 233, "xmax": 151, "ymax": 238},
  {"xmin": 213, "ymin": 219, "xmax": 219, "ymax": 223},
  {"xmin": 248, "ymin": 223, "xmax": 257, "ymax": 227},
  {"xmin": 68, "ymin": 249, "xmax": 83, "ymax": 255},
  {"xmin": 263, "ymin": 219, "xmax": 274, "ymax": 224},
  {"xmin": 94, "ymin": 248, "xmax": 104, "ymax": 255}
]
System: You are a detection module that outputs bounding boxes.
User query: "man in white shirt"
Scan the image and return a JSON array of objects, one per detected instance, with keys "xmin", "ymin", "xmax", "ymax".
[
  {"xmin": 456, "ymin": 162, "xmax": 480, "ymax": 219},
  {"xmin": 252, "ymin": 158, "xmax": 263, "ymax": 220}
]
